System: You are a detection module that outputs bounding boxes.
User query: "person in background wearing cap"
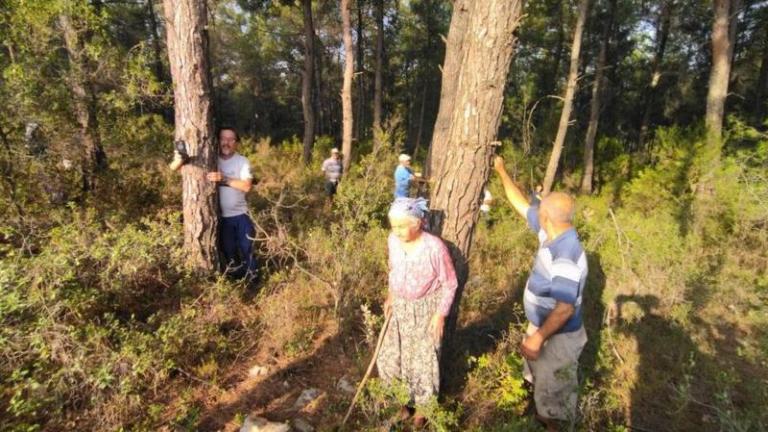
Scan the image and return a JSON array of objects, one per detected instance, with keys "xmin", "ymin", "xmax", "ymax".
[
  {"xmin": 377, "ymin": 197, "xmax": 458, "ymax": 428},
  {"xmin": 321, "ymin": 148, "xmax": 343, "ymax": 204},
  {"xmin": 394, "ymin": 154, "xmax": 421, "ymax": 198},
  {"xmin": 493, "ymin": 156, "xmax": 588, "ymax": 431}
]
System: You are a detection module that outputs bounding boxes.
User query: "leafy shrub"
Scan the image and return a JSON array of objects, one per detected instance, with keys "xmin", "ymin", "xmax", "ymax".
[
  {"xmin": 462, "ymin": 321, "xmax": 529, "ymax": 423},
  {"xmin": 0, "ymin": 209, "xmax": 256, "ymax": 430}
]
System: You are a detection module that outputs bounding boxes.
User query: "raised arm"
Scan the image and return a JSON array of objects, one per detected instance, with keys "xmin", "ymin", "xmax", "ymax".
[{"xmin": 493, "ymin": 156, "xmax": 530, "ymax": 219}]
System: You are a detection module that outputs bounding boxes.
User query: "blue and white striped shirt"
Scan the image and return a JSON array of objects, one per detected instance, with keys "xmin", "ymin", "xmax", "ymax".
[{"xmin": 524, "ymin": 205, "xmax": 587, "ymax": 334}]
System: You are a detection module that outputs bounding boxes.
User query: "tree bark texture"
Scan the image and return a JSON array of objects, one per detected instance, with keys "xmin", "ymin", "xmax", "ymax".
[
  {"xmin": 539, "ymin": 0, "xmax": 566, "ymax": 128},
  {"xmin": 532, "ymin": 0, "xmax": 571, "ymax": 138},
  {"xmin": 373, "ymin": 0, "xmax": 384, "ymax": 150},
  {"xmin": 639, "ymin": 0, "xmax": 672, "ymax": 148},
  {"xmin": 59, "ymin": 13, "xmax": 107, "ymax": 193},
  {"xmin": 581, "ymin": 0, "xmax": 615, "ymax": 194},
  {"xmin": 428, "ymin": 0, "xmax": 523, "ymax": 335},
  {"xmin": 695, "ymin": 0, "xmax": 738, "ymax": 224},
  {"xmin": 542, "ymin": 0, "xmax": 589, "ymax": 194},
  {"xmin": 544, "ymin": 0, "xmax": 566, "ymax": 99},
  {"xmin": 704, "ymin": 0, "xmax": 733, "ymax": 155},
  {"xmin": 163, "ymin": 0, "xmax": 219, "ymax": 272},
  {"xmin": 301, "ymin": 0, "xmax": 316, "ymax": 165},
  {"xmin": 355, "ymin": 0, "xmax": 366, "ymax": 143},
  {"xmin": 313, "ymin": 36, "xmax": 328, "ymax": 135},
  {"xmin": 426, "ymin": 0, "xmax": 471, "ymax": 177},
  {"xmin": 341, "ymin": 0, "xmax": 354, "ymax": 172},
  {"xmin": 412, "ymin": 85, "xmax": 428, "ymax": 156}
]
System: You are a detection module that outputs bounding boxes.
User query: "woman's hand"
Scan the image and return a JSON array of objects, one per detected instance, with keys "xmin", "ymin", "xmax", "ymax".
[{"xmin": 429, "ymin": 313, "xmax": 445, "ymax": 345}]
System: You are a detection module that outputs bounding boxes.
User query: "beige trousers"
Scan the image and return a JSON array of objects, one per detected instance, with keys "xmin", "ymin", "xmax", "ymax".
[{"xmin": 523, "ymin": 323, "xmax": 588, "ymax": 421}]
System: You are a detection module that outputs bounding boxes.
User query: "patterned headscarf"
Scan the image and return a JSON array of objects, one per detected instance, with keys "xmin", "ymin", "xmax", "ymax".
[{"xmin": 388, "ymin": 197, "xmax": 429, "ymax": 222}]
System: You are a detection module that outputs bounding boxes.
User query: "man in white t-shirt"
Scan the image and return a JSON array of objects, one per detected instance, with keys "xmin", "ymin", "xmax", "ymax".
[{"xmin": 204, "ymin": 128, "xmax": 257, "ymax": 280}]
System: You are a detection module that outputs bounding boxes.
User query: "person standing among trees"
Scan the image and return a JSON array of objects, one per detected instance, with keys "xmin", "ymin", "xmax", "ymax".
[
  {"xmin": 171, "ymin": 127, "xmax": 257, "ymax": 280},
  {"xmin": 377, "ymin": 197, "xmax": 458, "ymax": 428},
  {"xmin": 493, "ymin": 156, "xmax": 588, "ymax": 431},
  {"xmin": 321, "ymin": 148, "xmax": 343, "ymax": 203},
  {"xmin": 393, "ymin": 154, "xmax": 422, "ymax": 198},
  {"xmin": 206, "ymin": 127, "xmax": 257, "ymax": 280}
]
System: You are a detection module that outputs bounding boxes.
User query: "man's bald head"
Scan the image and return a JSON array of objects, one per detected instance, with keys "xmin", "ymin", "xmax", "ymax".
[{"xmin": 540, "ymin": 192, "xmax": 575, "ymax": 225}]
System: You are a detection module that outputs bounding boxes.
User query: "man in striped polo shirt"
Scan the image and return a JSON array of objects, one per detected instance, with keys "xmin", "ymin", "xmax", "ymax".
[{"xmin": 493, "ymin": 156, "xmax": 588, "ymax": 431}]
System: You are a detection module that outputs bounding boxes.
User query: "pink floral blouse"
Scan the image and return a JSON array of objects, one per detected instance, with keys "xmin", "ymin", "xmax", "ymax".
[{"xmin": 387, "ymin": 232, "xmax": 459, "ymax": 317}]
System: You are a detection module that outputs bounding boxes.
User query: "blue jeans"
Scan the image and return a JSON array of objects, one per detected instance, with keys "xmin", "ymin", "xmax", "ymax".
[{"xmin": 220, "ymin": 213, "xmax": 258, "ymax": 279}]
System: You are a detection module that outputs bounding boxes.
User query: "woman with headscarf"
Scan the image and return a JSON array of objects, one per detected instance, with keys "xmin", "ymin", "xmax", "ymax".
[{"xmin": 377, "ymin": 197, "xmax": 458, "ymax": 428}]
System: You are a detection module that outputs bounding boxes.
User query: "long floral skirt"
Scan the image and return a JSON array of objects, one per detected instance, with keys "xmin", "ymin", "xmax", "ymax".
[{"xmin": 376, "ymin": 292, "xmax": 441, "ymax": 406}]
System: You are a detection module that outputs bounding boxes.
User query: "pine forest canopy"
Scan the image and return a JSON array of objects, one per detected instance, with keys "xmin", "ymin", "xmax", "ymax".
[{"xmin": 2, "ymin": 0, "xmax": 765, "ymax": 155}]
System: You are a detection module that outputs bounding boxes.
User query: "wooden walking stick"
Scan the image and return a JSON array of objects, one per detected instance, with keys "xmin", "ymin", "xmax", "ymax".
[{"xmin": 341, "ymin": 311, "xmax": 392, "ymax": 428}]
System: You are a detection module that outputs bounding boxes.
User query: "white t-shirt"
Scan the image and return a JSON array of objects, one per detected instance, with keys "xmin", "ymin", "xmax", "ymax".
[{"xmin": 218, "ymin": 154, "xmax": 253, "ymax": 217}]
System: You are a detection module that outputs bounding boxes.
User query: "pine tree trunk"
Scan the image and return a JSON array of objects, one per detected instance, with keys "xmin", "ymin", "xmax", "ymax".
[
  {"xmin": 694, "ymin": 0, "xmax": 739, "ymax": 232},
  {"xmin": 638, "ymin": 0, "xmax": 672, "ymax": 149},
  {"xmin": 547, "ymin": 0, "xmax": 566, "ymax": 98},
  {"xmin": 581, "ymin": 0, "xmax": 615, "ymax": 194},
  {"xmin": 341, "ymin": 0, "xmax": 355, "ymax": 172},
  {"xmin": 704, "ymin": 0, "xmax": 733, "ymax": 163},
  {"xmin": 542, "ymin": 0, "xmax": 589, "ymax": 194},
  {"xmin": 426, "ymin": 0, "xmax": 472, "ymax": 177},
  {"xmin": 428, "ymin": 0, "xmax": 523, "ymax": 337},
  {"xmin": 355, "ymin": 0, "xmax": 366, "ymax": 143},
  {"xmin": 59, "ymin": 13, "xmax": 107, "ymax": 193},
  {"xmin": 412, "ymin": 85, "xmax": 428, "ymax": 156},
  {"xmin": 313, "ymin": 37, "xmax": 327, "ymax": 135},
  {"xmin": 163, "ymin": 0, "xmax": 219, "ymax": 272},
  {"xmin": 373, "ymin": 0, "xmax": 384, "ymax": 150},
  {"xmin": 301, "ymin": 0, "xmax": 316, "ymax": 165},
  {"xmin": 539, "ymin": 0, "xmax": 566, "ymax": 129}
]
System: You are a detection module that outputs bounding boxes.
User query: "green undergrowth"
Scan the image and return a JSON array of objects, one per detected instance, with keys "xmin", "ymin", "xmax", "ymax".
[{"xmin": 1, "ymin": 123, "xmax": 767, "ymax": 431}]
